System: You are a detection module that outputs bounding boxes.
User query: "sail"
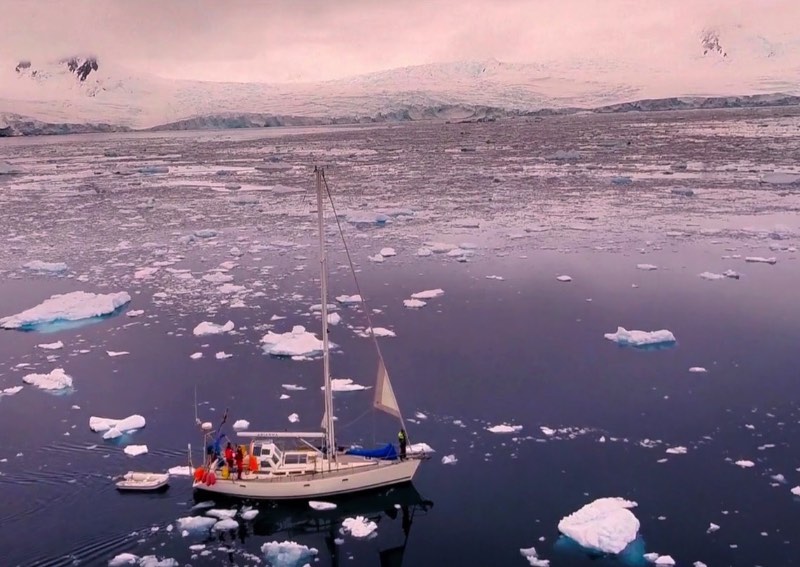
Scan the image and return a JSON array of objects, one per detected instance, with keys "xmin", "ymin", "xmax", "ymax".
[{"xmin": 373, "ymin": 358, "xmax": 401, "ymax": 418}]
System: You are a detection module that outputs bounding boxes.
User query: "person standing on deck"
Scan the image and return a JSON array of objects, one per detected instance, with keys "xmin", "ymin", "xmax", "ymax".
[
  {"xmin": 224, "ymin": 442, "xmax": 234, "ymax": 475},
  {"xmin": 235, "ymin": 445, "xmax": 244, "ymax": 480},
  {"xmin": 398, "ymin": 429, "xmax": 407, "ymax": 460}
]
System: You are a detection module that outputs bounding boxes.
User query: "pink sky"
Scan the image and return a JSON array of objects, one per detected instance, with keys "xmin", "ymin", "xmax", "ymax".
[{"xmin": 1, "ymin": 0, "xmax": 798, "ymax": 82}]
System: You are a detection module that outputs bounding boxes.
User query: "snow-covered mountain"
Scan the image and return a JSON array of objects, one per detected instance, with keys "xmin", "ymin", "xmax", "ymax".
[{"xmin": 1, "ymin": 24, "xmax": 799, "ymax": 134}]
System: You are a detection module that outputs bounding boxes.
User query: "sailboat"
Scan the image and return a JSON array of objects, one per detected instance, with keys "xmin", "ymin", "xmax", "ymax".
[{"xmin": 191, "ymin": 166, "xmax": 427, "ymax": 500}]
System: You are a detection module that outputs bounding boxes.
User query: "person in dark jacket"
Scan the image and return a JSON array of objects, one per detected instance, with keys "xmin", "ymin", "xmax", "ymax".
[
  {"xmin": 398, "ymin": 429, "xmax": 407, "ymax": 460},
  {"xmin": 235, "ymin": 445, "xmax": 245, "ymax": 480}
]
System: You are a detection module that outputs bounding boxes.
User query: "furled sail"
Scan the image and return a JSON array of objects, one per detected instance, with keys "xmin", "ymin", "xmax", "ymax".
[{"xmin": 373, "ymin": 357, "xmax": 401, "ymax": 418}]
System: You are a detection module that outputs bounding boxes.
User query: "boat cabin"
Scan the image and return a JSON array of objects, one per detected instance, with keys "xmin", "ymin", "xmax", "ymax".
[{"xmin": 240, "ymin": 432, "xmax": 324, "ymax": 476}]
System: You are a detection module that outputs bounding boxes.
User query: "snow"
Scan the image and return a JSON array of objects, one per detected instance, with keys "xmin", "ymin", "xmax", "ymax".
[
  {"xmin": 341, "ymin": 516, "xmax": 378, "ymax": 538},
  {"xmin": 745, "ymin": 256, "xmax": 777, "ymax": 264},
  {"xmin": 442, "ymin": 454, "xmax": 458, "ymax": 465},
  {"xmin": 0, "ymin": 291, "xmax": 131, "ymax": 329},
  {"xmin": 233, "ymin": 419, "xmax": 250, "ymax": 430},
  {"xmin": 636, "ymin": 264, "xmax": 658, "ymax": 271},
  {"xmin": 557, "ymin": 497, "xmax": 640, "ymax": 554},
  {"xmin": 22, "ymin": 368, "xmax": 73, "ymax": 391},
  {"xmin": 261, "ymin": 541, "xmax": 318, "ymax": 567},
  {"xmin": 89, "ymin": 414, "xmax": 146, "ymax": 439},
  {"xmin": 288, "ymin": 413, "xmax": 299, "ymax": 423},
  {"xmin": 124, "ymin": 444, "xmax": 148, "ymax": 457},
  {"xmin": 410, "ymin": 289, "xmax": 444, "ymax": 299},
  {"xmin": 689, "ymin": 367, "xmax": 707, "ymax": 373},
  {"xmin": 24, "ymin": 261, "xmax": 68, "ymax": 273},
  {"xmin": 556, "ymin": 275, "xmax": 572, "ymax": 282},
  {"xmin": 403, "ymin": 298, "xmax": 427, "ymax": 308},
  {"xmin": 487, "ymin": 424, "xmax": 523, "ymax": 433},
  {"xmin": 735, "ymin": 460, "xmax": 755, "ymax": 468},
  {"xmin": 109, "ymin": 553, "xmax": 139, "ymax": 566},
  {"xmin": 262, "ymin": 325, "xmax": 327, "ymax": 357},
  {"xmin": 193, "ymin": 320, "xmax": 234, "ymax": 336},
  {"xmin": 520, "ymin": 547, "xmax": 550, "ymax": 567},
  {"xmin": 309, "ymin": 501, "xmax": 338, "ymax": 511},
  {"xmin": 168, "ymin": 466, "xmax": 191, "ymax": 476},
  {"xmin": 604, "ymin": 327, "xmax": 676, "ymax": 347},
  {"xmin": 37, "ymin": 341, "xmax": 64, "ymax": 350}
]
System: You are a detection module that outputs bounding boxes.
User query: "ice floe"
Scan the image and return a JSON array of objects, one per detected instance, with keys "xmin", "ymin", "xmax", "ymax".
[
  {"xmin": 24, "ymin": 261, "xmax": 68, "ymax": 273},
  {"xmin": 760, "ymin": 172, "xmax": 800, "ymax": 185},
  {"xmin": 654, "ymin": 556, "xmax": 676, "ymax": 566},
  {"xmin": 168, "ymin": 466, "xmax": 191, "ymax": 476},
  {"xmin": 487, "ymin": 424, "xmax": 523, "ymax": 433},
  {"xmin": 126, "ymin": 310, "xmax": 145, "ymax": 317},
  {"xmin": 707, "ymin": 522, "xmax": 720, "ymax": 533},
  {"xmin": 442, "ymin": 454, "xmax": 458, "ymax": 465},
  {"xmin": 520, "ymin": 546, "xmax": 550, "ymax": 567},
  {"xmin": 636, "ymin": 264, "xmax": 658, "ymax": 271},
  {"xmin": 791, "ymin": 486, "xmax": 800, "ymax": 496},
  {"xmin": 215, "ymin": 351, "xmax": 232, "ymax": 359},
  {"xmin": 403, "ymin": 298, "xmax": 427, "ymax": 308},
  {"xmin": 193, "ymin": 320, "xmax": 234, "ymax": 336},
  {"xmin": 288, "ymin": 413, "xmax": 299, "ymax": 423},
  {"xmin": 190, "ymin": 352, "xmax": 203, "ymax": 360},
  {"xmin": 212, "ymin": 518, "xmax": 239, "ymax": 531},
  {"xmin": 745, "ymin": 256, "xmax": 777, "ymax": 264},
  {"xmin": 666, "ymin": 446, "xmax": 687, "ymax": 455},
  {"xmin": 604, "ymin": 327, "xmax": 676, "ymax": 347},
  {"xmin": 689, "ymin": 367, "xmax": 707, "ymax": 373},
  {"xmin": 341, "ymin": 516, "xmax": 378, "ymax": 538},
  {"xmin": 37, "ymin": 341, "xmax": 64, "ymax": 350},
  {"xmin": 1, "ymin": 386, "xmax": 23, "ymax": 396},
  {"xmin": 282, "ymin": 384, "xmax": 306, "ymax": 391},
  {"xmin": 556, "ymin": 275, "xmax": 572, "ymax": 282},
  {"xmin": 734, "ymin": 460, "xmax": 755, "ymax": 468},
  {"xmin": 109, "ymin": 553, "xmax": 140, "ymax": 566},
  {"xmin": 410, "ymin": 289, "xmax": 444, "ymax": 300},
  {"xmin": 335, "ymin": 294, "xmax": 362, "ymax": 305},
  {"xmin": 1, "ymin": 291, "xmax": 131, "ymax": 330},
  {"xmin": 90, "ymin": 415, "xmax": 146, "ymax": 439},
  {"xmin": 328, "ymin": 378, "xmax": 368, "ymax": 392},
  {"xmin": 176, "ymin": 516, "xmax": 217, "ymax": 532},
  {"xmin": 22, "ymin": 368, "xmax": 73, "ymax": 391},
  {"xmin": 408, "ymin": 442, "xmax": 434, "ymax": 454},
  {"xmin": 327, "ymin": 312, "xmax": 341, "ymax": 326},
  {"xmin": 380, "ymin": 247, "xmax": 396, "ymax": 257},
  {"xmin": 262, "ymin": 325, "xmax": 327, "ymax": 358},
  {"xmin": 233, "ymin": 420, "xmax": 250, "ymax": 430},
  {"xmin": 557, "ymin": 497, "xmax": 640, "ymax": 554},
  {"xmin": 124, "ymin": 444, "xmax": 148, "ymax": 457},
  {"xmin": 107, "ymin": 351, "xmax": 130, "ymax": 357},
  {"xmin": 261, "ymin": 541, "xmax": 318, "ymax": 566},
  {"xmin": 359, "ymin": 326, "xmax": 396, "ymax": 338},
  {"xmin": 309, "ymin": 501, "xmax": 337, "ymax": 511},
  {"xmin": 241, "ymin": 509, "xmax": 259, "ymax": 520}
]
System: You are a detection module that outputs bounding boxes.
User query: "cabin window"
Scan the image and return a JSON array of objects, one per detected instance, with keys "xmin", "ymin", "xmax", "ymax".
[
  {"xmin": 271, "ymin": 455, "xmax": 280, "ymax": 467},
  {"xmin": 283, "ymin": 454, "xmax": 307, "ymax": 465}
]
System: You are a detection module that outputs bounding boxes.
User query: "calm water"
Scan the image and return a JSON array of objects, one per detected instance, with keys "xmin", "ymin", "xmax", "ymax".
[{"xmin": 1, "ymin": 109, "xmax": 799, "ymax": 566}]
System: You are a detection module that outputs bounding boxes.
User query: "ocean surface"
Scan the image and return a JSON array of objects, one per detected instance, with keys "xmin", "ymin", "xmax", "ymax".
[{"xmin": 0, "ymin": 108, "xmax": 799, "ymax": 566}]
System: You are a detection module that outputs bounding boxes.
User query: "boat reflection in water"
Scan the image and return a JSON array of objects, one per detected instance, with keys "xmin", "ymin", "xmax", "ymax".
[{"xmin": 194, "ymin": 482, "xmax": 433, "ymax": 566}]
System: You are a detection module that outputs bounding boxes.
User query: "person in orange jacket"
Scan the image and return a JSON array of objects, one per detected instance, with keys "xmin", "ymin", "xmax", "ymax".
[{"xmin": 224, "ymin": 442, "xmax": 234, "ymax": 474}]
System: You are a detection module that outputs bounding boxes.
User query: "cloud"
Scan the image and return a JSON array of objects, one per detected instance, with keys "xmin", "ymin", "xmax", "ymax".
[{"xmin": 1, "ymin": 0, "xmax": 797, "ymax": 82}]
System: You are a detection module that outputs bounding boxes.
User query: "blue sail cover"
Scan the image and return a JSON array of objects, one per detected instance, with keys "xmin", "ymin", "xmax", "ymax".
[{"xmin": 345, "ymin": 443, "xmax": 398, "ymax": 460}]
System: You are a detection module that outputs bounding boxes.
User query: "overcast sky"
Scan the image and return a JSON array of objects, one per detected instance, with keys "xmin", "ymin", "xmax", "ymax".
[{"xmin": 2, "ymin": 0, "xmax": 797, "ymax": 82}]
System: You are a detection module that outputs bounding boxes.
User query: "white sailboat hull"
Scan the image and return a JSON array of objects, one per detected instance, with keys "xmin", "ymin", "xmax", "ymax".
[{"xmin": 193, "ymin": 458, "xmax": 421, "ymax": 500}]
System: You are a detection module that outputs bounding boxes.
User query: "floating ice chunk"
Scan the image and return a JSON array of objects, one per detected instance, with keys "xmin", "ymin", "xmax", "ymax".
[
  {"xmin": 335, "ymin": 294, "xmax": 362, "ymax": 305},
  {"xmin": 1, "ymin": 386, "xmax": 23, "ymax": 396},
  {"xmin": 23, "ymin": 368, "xmax": 73, "ymax": 391},
  {"xmin": 212, "ymin": 518, "xmax": 239, "ymax": 531},
  {"xmin": 486, "ymin": 275, "xmax": 505, "ymax": 281},
  {"xmin": 487, "ymin": 424, "xmax": 523, "ymax": 434},
  {"xmin": 107, "ymin": 351, "xmax": 129, "ymax": 357},
  {"xmin": 90, "ymin": 415, "xmax": 146, "ymax": 440},
  {"xmin": 745, "ymin": 257, "xmax": 777, "ymax": 264},
  {"xmin": 262, "ymin": 325, "xmax": 328, "ymax": 358},
  {"xmin": 261, "ymin": 541, "xmax": 318, "ymax": 566},
  {"xmin": 380, "ymin": 247, "xmax": 396, "ymax": 257},
  {"xmin": 126, "ymin": 310, "xmax": 144, "ymax": 317},
  {"xmin": 1, "ymin": 291, "xmax": 131, "ymax": 330},
  {"xmin": 233, "ymin": 419, "xmax": 250, "ymax": 430},
  {"xmin": 699, "ymin": 271, "xmax": 725, "ymax": 280},
  {"xmin": 215, "ymin": 351, "xmax": 232, "ymax": 360},
  {"xmin": 694, "ymin": 562, "xmax": 708, "ymax": 567},
  {"xmin": 138, "ymin": 556, "xmax": 178, "ymax": 567},
  {"xmin": 37, "ymin": 341, "xmax": 64, "ymax": 350},
  {"xmin": 327, "ymin": 312, "xmax": 341, "ymax": 326},
  {"xmin": 604, "ymin": 327, "xmax": 676, "ymax": 347},
  {"xmin": 134, "ymin": 267, "xmax": 159, "ymax": 279},
  {"xmin": 403, "ymin": 298, "xmax": 427, "ymax": 308},
  {"xmin": 442, "ymin": 454, "xmax": 458, "ymax": 465},
  {"xmin": 540, "ymin": 427, "xmax": 556, "ymax": 436},
  {"xmin": 176, "ymin": 516, "xmax": 217, "ymax": 532},
  {"xmin": 707, "ymin": 523, "xmax": 720, "ymax": 533},
  {"xmin": 556, "ymin": 275, "xmax": 572, "ymax": 282},
  {"xmin": 791, "ymin": 486, "xmax": 800, "ymax": 496},
  {"xmin": 201, "ymin": 422, "xmax": 213, "ymax": 431},
  {"xmin": 689, "ymin": 367, "xmax": 707, "ymax": 373},
  {"xmin": 194, "ymin": 229, "xmax": 217, "ymax": 238},
  {"xmin": 202, "ymin": 272, "xmax": 234, "ymax": 284},
  {"xmin": 309, "ymin": 501, "xmax": 337, "ymax": 511},
  {"xmin": 190, "ymin": 352, "xmax": 203, "ymax": 360},
  {"xmin": 108, "ymin": 553, "xmax": 139, "ymax": 566},
  {"xmin": 761, "ymin": 172, "xmax": 800, "ymax": 185},
  {"xmin": 124, "ymin": 444, "xmax": 148, "ymax": 456},
  {"xmin": 341, "ymin": 516, "xmax": 378, "ymax": 538},
  {"xmin": 636, "ymin": 264, "xmax": 658, "ymax": 271},
  {"xmin": 288, "ymin": 413, "xmax": 299, "ymax": 423},
  {"xmin": 410, "ymin": 289, "xmax": 444, "ymax": 300},
  {"xmin": 24, "ymin": 261, "xmax": 68, "ymax": 273},
  {"xmin": 360, "ymin": 327, "xmax": 395, "ymax": 338},
  {"xmin": 282, "ymin": 384, "xmax": 306, "ymax": 391},
  {"xmin": 279, "ymin": 394, "xmax": 290, "ymax": 400},
  {"xmin": 666, "ymin": 446, "xmax": 687, "ymax": 455},
  {"xmin": 217, "ymin": 283, "xmax": 245, "ymax": 294},
  {"xmin": 655, "ymin": 556, "xmax": 676, "ymax": 566},
  {"xmin": 241, "ymin": 509, "xmax": 259, "ymax": 520},
  {"xmin": 408, "ymin": 442, "xmax": 434, "ymax": 454},
  {"xmin": 520, "ymin": 546, "xmax": 550, "ymax": 567},
  {"xmin": 193, "ymin": 320, "xmax": 234, "ymax": 336},
  {"xmin": 734, "ymin": 460, "xmax": 755, "ymax": 468},
  {"xmin": 168, "ymin": 466, "xmax": 191, "ymax": 476},
  {"xmin": 328, "ymin": 378, "xmax": 368, "ymax": 392},
  {"xmin": 415, "ymin": 412, "xmax": 427, "ymax": 419},
  {"xmin": 557, "ymin": 497, "xmax": 640, "ymax": 554},
  {"xmin": 723, "ymin": 269, "xmax": 740, "ymax": 279},
  {"xmin": 416, "ymin": 247, "xmax": 432, "ymax": 257}
]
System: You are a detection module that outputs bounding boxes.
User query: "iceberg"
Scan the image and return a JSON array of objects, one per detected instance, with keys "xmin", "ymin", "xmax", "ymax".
[
  {"xmin": 22, "ymin": 368, "xmax": 73, "ymax": 391},
  {"xmin": 262, "ymin": 325, "xmax": 330, "ymax": 358},
  {"xmin": 0, "ymin": 291, "xmax": 131, "ymax": 330},
  {"xmin": 192, "ymin": 320, "xmax": 234, "ymax": 336},
  {"xmin": 23, "ymin": 261, "xmax": 68, "ymax": 273},
  {"xmin": 604, "ymin": 327, "xmax": 676, "ymax": 347},
  {"xmin": 261, "ymin": 541, "xmax": 318, "ymax": 567},
  {"xmin": 341, "ymin": 516, "xmax": 378, "ymax": 538},
  {"xmin": 90, "ymin": 414, "xmax": 146, "ymax": 439},
  {"xmin": 558, "ymin": 497, "xmax": 640, "ymax": 554},
  {"xmin": 408, "ymin": 442, "xmax": 434, "ymax": 454}
]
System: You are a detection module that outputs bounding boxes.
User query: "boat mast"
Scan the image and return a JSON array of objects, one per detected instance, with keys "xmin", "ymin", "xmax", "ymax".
[{"xmin": 316, "ymin": 166, "xmax": 336, "ymax": 463}]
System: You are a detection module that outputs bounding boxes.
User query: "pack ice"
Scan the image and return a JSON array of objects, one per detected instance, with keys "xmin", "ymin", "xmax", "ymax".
[
  {"xmin": 0, "ymin": 291, "xmax": 131, "ymax": 330},
  {"xmin": 558, "ymin": 497, "xmax": 640, "ymax": 554},
  {"xmin": 604, "ymin": 327, "xmax": 676, "ymax": 347}
]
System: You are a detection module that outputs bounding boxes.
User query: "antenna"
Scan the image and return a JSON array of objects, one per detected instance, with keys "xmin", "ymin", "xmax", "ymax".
[{"xmin": 194, "ymin": 384, "xmax": 200, "ymax": 425}]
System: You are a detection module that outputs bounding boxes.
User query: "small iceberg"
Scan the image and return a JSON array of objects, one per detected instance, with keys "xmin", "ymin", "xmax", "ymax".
[
  {"xmin": 37, "ymin": 341, "xmax": 64, "ymax": 350},
  {"xmin": 193, "ymin": 320, "xmax": 234, "ymax": 336},
  {"xmin": 124, "ymin": 444, "xmax": 148, "ymax": 457},
  {"xmin": 1, "ymin": 291, "xmax": 131, "ymax": 330},
  {"xmin": 556, "ymin": 275, "xmax": 572, "ymax": 282},
  {"xmin": 23, "ymin": 368, "xmax": 73, "ymax": 391},
  {"xmin": 379, "ymin": 247, "xmax": 396, "ymax": 257},
  {"xmin": 23, "ymin": 261, "xmax": 68, "ymax": 273},
  {"xmin": 442, "ymin": 454, "xmax": 458, "ymax": 465},
  {"xmin": 558, "ymin": 497, "xmax": 640, "ymax": 554},
  {"xmin": 168, "ymin": 466, "xmax": 192, "ymax": 476},
  {"xmin": 604, "ymin": 327, "xmax": 676, "ymax": 348},
  {"xmin": 90, "ymin": 414, "xmax": 146, "ymax": 439},
  {"xmin": 791, "ymin": 486, "xmax": 800, "ymax": 497},
  {"xmin": 341, "ymin": 516, "xmax": 378, "ymax": 538},
  {"xmin": 403, "ymin": 298, "xmax": 427, "ymax": 308},
  {"xmin": 309, "ymin": 501, "xmax": 337, "ymax": 511},
  {"xmin": 328, "ymin": 378, "xmax": 368, "ymax": 392},
  {"xmin": 233, "ymin": 419, "xmax": 250, "ymax": 430},
  {"xmin": 636, "ymin": 264, "xmax": 658, "ymax": 271},
  {"xmin": 745, "ymin": 256, "xmax": 777, "ymax": 265},
  {"xmin": 212, "ymin": 518, "xmax": 239, "ymax": 531},
  {"xmin": 109, "ymin": 553, "xmax": 140, "ymax": 566},
  {"xmin": 410, "ymin": 289, "xmax": 444, "ymax": 300},
  {"xmin": 262, "ymin": 325, "xmax": 330, "ymax": 358},
  {"xmin": 335, "ymin": 294, "xmax": 362, "ymax": 305},
  {"xmin": 487, "ymin": 424, "xmax": 523, "ymax": 433},
  {"xmin": 176, "ymin": 516, "xmax": 217, "ymax": 532},
  {"xmin": 520, "ymin": 546, "xmax": 550, "ymax": 567},
  {"xmin": 261, "ymin": 541, "xmax": 318, "ymax": 566},
  {"xmin": 689, "ymin": 367, "xmax": 707, "ymax": 373}
]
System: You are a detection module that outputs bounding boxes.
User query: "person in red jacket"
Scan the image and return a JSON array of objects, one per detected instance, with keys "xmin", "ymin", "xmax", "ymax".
[
  {"xmin": 235, "ymin": 445, "xmax": 245, "ymax": 480},
  {"xmin": 224, "ymin": 442, "xmax": 234, "ymax": 475}
]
